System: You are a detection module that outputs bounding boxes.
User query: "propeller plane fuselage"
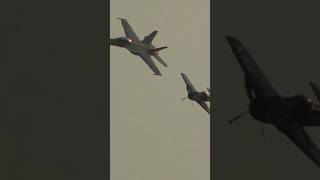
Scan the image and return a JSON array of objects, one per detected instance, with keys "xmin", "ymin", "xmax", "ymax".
[
  {"xmin": 227, "ymin": 36, "xmax": 320, "ymax": 167},
  {"xmin": 181, "ymin": 73, "xmax": 210, "ymax": 114},
  {"xmin": 249, "ymin": 95, "xmax": 320, "ymax": 125},
  {"xmin": 188, "ymin": 91, "xmax": 210, "ymax": 102}
]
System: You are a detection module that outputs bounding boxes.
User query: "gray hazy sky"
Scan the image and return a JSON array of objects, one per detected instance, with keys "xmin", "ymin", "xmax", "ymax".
[{"xmin": 110, "ymin": 0, "xmax": 210, "ymax": 180}]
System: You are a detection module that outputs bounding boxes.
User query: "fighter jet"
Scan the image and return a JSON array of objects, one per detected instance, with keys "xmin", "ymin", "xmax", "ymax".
[
  {"xmin": 181, "ymin": 73, "xmax": 210, "ymax": 114},
  {"xmin": 226, "ymin": 36, "xmax": 320, "ymax": 167},
  {"xmin": 110, "ymin": 18, "xmax": 168, "ymax": 75}
]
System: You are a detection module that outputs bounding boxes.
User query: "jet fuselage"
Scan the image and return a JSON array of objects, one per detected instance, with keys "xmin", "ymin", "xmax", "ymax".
[
  {"xmin": 110, "ymin": 37, "xmax": 155, "ymax": 55},
  {"xmin": 249, "ymin": 95, "xmax": 320, "ymax": 125}
]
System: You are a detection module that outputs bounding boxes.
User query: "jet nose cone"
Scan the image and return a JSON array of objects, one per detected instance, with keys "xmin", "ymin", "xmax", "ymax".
[{"xmin": 109, "ymin": 38, "xmax": 118, "ymax": 46}]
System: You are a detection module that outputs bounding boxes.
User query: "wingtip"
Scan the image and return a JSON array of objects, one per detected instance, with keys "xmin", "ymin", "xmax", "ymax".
[
  {"xmin": 226, "ymin": 36, "xmax": 238, "ymax": 42},
  {"xmin": 310, "ymin": 81, "xmax": 316, "ymax": 86},
  {"xmin": 310, "ymin": 82, "xmax": 319, "ymax": 90}
]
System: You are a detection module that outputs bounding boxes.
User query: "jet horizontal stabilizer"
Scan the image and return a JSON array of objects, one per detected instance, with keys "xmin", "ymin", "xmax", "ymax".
[
  {"xmin": 152, "ymin": 54, "xmax": 168, "ymax": 67},
  {"xmin": 149, "ymin": 47, "xmax": 168, "ymax": 54}
]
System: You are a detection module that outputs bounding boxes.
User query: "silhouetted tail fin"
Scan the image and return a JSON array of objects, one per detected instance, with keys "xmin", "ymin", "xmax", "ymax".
[
  {"xmin": 142, "ymin": 31, "xmax": 158, "ymax": 44},
  {"xmin": 310, "ymin": 82, "xmax": 320, "ymax": 103}
]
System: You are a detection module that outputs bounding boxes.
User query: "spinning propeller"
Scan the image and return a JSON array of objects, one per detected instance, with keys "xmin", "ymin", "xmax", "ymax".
[
  {"xmin": 181, "ymin": 96, "xmax": 194, "ymax": 106},
  {"xmin": 229, "ymin": 110, "xmax": 267, "ymax": 140},
  {"xmin": 181, "ymin": 89, "xmax": 193, "ymax": 105},
  {"xmin": 181, "ymin": 97, "xmax": 187, "ymax": 101}
]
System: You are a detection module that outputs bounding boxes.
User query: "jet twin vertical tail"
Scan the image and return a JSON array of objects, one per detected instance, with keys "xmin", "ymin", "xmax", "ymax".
[
  {"xmin": 142, "ymin": 31, "xmax": 168, "ymax": 67},
  {"xmin": 142, "ymin": 31, "xmax": 158, "ymax": 44}
]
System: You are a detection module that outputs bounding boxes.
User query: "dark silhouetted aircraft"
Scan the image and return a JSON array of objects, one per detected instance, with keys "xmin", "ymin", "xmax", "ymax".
[
  {"xmin": 110, "ymin": 18, "xmax": 168, "ymax": 76},
  {"xmin": 181, "ymin": 73, "xmax": 210, "ymax": 114},
  {"xmin": 226, "ymin": 36, "xmax": 320, "ymax": 167}
]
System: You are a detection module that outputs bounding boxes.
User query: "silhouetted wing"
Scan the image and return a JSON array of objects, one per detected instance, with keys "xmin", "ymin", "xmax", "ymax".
[
  {"xmin": 276, "ymin": 123, "xmax": 320, "ymax": 167},
  {"xmin": 302, "ymin": 118, "xmax": 320, "ymax": 127},
  {"xmin": 118, "ymin": 18, "xmax": 140, "ymax": 42},
  {"xmin": 181, "ymin": 73, "xmax": 197, "ymax": 93},
  {"xmin": 197, "ymin": 100, "xmax": 210, "ymax": 114},
  {"xmin": 302, "ymin": 112, "xmax": 320, "ymax": 126},
  {"xmin": 226, "ymin": 36, "xmax": 279, "ymax": 99},
  {"xmin": 138, "ymin": 50, "xmax": 161, "ymax": 76}
]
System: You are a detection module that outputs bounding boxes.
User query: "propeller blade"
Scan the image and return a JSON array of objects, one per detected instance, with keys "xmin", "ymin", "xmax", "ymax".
[
  {"xmin": 259, "ymin": 124, "xmax": 267, "ymax": 140},
  {"xmin": 181, "ymin": 97, "xmax": 187, "ymax": 101},
  {"xmin": 228, "ymin": 111, "xmax": 247, "ymax": 124},
  {"xmin": 310, "ymin": 82, "xmax": 320, "ymax": 103}
]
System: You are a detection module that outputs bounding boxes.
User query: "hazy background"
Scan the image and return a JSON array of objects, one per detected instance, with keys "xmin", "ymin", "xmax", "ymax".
[
  {"xmin": 214, "ymin": 0, "xmax": 320, "ymax": 179},
  {"xmin": 110, "ymin": 0, "xmax": 210, "ymax": 180}
]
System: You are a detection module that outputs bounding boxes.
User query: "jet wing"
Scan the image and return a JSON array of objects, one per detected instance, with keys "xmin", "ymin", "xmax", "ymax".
[
  {"xmin": 226, "ymin": 36, "xmax": 279, "ymax": 99},
  {"xmin": 152, "ymin": 54, "xmax": 168, "ymax": 67},
  {"xmin": 181, "ymin": 73, "xmax": 197, "ymax": 93},
  {"xmin": 276, "ymin": 123, "xmax": 320, "ymax": 167},
  {"xmin": 197, "ymin": 100, "xmax": 210, "ymax": 114},
  {"xmin": 118, "ymin": 18, "xmax": 140, "ymax": 42},
  {"xmin": 138, "ymin": 50, "xmax": 162, "ymax": 76}
]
